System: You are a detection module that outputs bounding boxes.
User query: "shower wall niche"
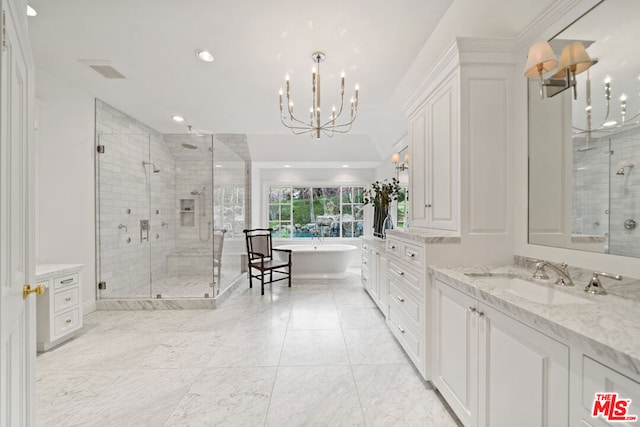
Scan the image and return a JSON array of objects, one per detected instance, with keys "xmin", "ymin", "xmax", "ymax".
[{"xmin": 95, "ymin": 100, "xmax": 250, "ymax": 301}]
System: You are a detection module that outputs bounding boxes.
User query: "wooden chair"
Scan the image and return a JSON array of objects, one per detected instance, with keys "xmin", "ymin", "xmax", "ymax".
[{"xmin": 243, "ymin": 228, "xmax": 292, "ymax": 295}]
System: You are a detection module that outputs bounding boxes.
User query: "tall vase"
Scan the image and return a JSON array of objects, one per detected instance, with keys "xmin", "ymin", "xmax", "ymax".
[{"xmin": 373, "ymin": 203, "xmax": 392, "ymax": 239}]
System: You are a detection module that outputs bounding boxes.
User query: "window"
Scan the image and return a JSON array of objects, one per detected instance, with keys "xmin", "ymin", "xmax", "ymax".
[
  {"xmin": 268, "ymin": 185, "xmax": 364, "ymax": 238},
  {"xmin": 213, "ymin": 186, "xmax": 245, "ymax": 236},
  {"xmin": 268, "ymin": 187, "xmax": 292, "ymax": 238}
]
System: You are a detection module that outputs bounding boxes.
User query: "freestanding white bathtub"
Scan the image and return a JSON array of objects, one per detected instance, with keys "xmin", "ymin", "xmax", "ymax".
[{"xmin": 274, "ymin": 244, "xmax": 358, "ymax": 278}]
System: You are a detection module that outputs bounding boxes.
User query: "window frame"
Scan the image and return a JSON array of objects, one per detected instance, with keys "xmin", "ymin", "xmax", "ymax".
[{"xmin": 265, "ymin": 183, "xmax": 366, "ymax": 239}]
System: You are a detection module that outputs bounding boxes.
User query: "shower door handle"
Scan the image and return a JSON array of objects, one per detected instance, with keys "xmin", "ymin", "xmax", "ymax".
[{"xmin": 140, "ymin": 219, "xmax": 149, "ymax": 242}]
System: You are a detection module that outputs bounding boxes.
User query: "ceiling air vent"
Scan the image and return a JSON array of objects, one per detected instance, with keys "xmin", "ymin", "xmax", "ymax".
[{"xmin": 88, "ymin": 65, "xmax": 125, "ymax": 79}]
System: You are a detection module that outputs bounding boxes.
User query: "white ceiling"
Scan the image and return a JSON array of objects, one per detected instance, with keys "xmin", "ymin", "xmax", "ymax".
[{"xmin": 27, "ymin": 0, "xmax": 453, "ymax": 164}]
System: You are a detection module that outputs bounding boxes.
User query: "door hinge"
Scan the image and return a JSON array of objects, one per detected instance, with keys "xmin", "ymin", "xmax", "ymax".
[
  {"xmin": 2, "ymin": 11, "xmax": 6, "ymax": 52},
  {"xmin": 98, "ymin": 281, "xmax": 106, "ymax": 290},
  {"xmin": 97, "ymin": 145, "xmax": 105, "ymax": 153}
]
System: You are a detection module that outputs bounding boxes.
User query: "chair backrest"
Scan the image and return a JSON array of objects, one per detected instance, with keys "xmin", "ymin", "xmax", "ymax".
[
  {"xmin": 243, "ymin": 228, "xmax": 273, "ymax": 261},
  {"xmin": 213, "ymin": 229, "xmax": 226, "ymax": 262}
]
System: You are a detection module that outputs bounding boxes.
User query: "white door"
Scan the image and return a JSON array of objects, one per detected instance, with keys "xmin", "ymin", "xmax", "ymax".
[{"xmin": 0, "ymin": 0, "xmax": 36, "ymax": 425}]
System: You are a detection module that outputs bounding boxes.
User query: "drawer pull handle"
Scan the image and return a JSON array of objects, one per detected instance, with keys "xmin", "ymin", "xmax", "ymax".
[
  {"xmin": 60, "ymin": 278, "xmax": 74, "ymax": 285},
  {"xmin": 407, "ymin": 252, "xmax": 416, "ymax": 258},
  {"xmin": 65, "ymin": 297, "xmax": 72, "ymax": 302},
  {"xmin": 363, "ymin": 261, "xmax": 367, "ymax": 265},
  {"xmin": 425, "ymin": 204, "xmax": 432, "ymax": 208},
  {"xmin": 390, "ymin": 245, "xmax": 397, "ymax": 249},
  {"xmin": 477, "ymin": 311, "xmax": 485, "ymax": 317},
  {"xmin": 468, "ymin": 306, "xmax": 477, "ymax": 313},
  {"xmin": 65, "ymin": 319, "xmax": 72, "ymax": 324},
  {"xmin": 397, "ymin": 325, "xmax": 405, "ymax": 333},
  {"xmin": 396, "ymin": 270, "xmax": 404, "ymax": 276},
  {"xmin": 397, "ymin": 295, "xmax": 405, "ymax": 302}
]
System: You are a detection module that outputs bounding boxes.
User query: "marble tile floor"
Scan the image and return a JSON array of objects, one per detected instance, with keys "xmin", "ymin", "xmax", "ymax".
[{"xmin": 36, "ymin": 270, "xmax": 461, "ymax": 426}]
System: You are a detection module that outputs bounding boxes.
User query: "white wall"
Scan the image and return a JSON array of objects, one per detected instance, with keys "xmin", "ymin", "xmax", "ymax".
[{"xmin": 36, "ymin": 70, "xmax": 97, "ymax": 311}]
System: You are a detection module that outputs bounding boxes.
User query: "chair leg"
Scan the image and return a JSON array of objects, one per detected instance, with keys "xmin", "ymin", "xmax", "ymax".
[
  {"xmin": 261, "ymin": 271, "xmax": 265, "ymax": 295},
  {"xmin": 288, "ymin": 264, "xmax": 292, "ymax": 288},
  {"xmin": 270, "ymin": 269, "xmax": 273, "ymax": 284},
  {"xmin": 248, "ymin": 266, "xmax": 253, "ymax": 289}
]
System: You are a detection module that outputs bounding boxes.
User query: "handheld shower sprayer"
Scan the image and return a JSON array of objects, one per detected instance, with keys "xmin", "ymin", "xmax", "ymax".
[
  {"xmin": 616, "ymin": 162, "xmax": 635, "ymax": 176},
  {"xmin": 142, "ymin": 161, "xmax": 160, "ymax": 173}
]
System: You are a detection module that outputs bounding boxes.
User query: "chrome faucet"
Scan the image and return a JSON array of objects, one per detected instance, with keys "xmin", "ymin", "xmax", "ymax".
[
  {"xmin": 533, "ymin": 260, "xmax": 574, "ymax": 286},
  {"xmin": 585, "ymin": 271, "xmax": 622, "ymax": 295}
]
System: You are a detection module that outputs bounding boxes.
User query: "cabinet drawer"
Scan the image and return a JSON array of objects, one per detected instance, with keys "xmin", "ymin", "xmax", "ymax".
[
  {"xmin": 389, "ymin": 280, "xmax": 423, "ymax": 332},
  {"xmin": 53, "ymin": 287, "xmax": 79, "ymax": 313},
  {"xmin": 388, "ymin": 260, "xmax": 423, "ymax": 296},
  {"xmin": 53, "ymin": 273, "xmax": 79, "ymax": 290},
  {"xmin": 401, "ymin": 241, "xmax": 424, "ymax": 268},
  {"xmin": 386, "ymin": 238, "xmax": 401, "ymax": 255},
  {"xmin": 53, "ymin": 308, "xmax": 80, "ymax": 338},
  {"xmin": 582, "ymin": 356, "xmax": 640, "ymax": 423},
  {"xmin": 388, "ymin": 305, "xmax": 423, "ymax": 370}
]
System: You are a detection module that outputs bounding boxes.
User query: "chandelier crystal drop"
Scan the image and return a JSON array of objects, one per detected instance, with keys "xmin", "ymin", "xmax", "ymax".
[{"xmin": 279, "ymin": 52, "xmax": 359, "ymax": 138}]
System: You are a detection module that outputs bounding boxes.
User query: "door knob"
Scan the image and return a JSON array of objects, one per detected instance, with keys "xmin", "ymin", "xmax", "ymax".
[{"xmin": 23, "ymin": 283, "xmax": 45, "ymax": 300}]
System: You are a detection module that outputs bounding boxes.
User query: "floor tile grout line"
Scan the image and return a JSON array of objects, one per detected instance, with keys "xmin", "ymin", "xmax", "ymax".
[
  {"xmin": 261, "ymin": 282, "xmax": 295, "ymax": 427},
  {"xmin": 335, "ymin": 281, "xmax": 371, "ymax": 425}
]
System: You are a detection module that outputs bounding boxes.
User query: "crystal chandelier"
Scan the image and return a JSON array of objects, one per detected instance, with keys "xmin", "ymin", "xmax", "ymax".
[{"xmin": 279, "ymin": 51, "xmax": 359, "ymax": 138}]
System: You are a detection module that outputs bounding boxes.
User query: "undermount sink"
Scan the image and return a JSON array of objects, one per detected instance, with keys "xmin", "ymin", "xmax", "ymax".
[{"xmin": 473, "ymin": 274, "xmax": 593, "ymax": 305}]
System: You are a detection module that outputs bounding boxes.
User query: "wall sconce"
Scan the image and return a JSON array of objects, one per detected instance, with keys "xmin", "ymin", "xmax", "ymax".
[
  {"xmin": 392, "ymin": 152, "xmax": 409, "ymax": 179},
  {"xmin": 525, "ymin": 40, "xmax": 595, "ymax": 99}
]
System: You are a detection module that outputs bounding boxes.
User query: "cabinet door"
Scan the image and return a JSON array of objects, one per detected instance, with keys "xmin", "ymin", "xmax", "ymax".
[
  {"xmin": 477, "ymin": 303, "xmax": 569, "ymax": 427},
  {"xmin": 409, "ymin": 112, "xmax": 427, "ymax": 227},
  {"xmin": 433, "ymin": 279, "xmax": 478, "ymax": 426},
  {"xmin": 376, "ymin": 253, "xmax": 388, "ymax": 316},
  {"xmin": 426, "ymin": 79, "xmax": 459, "ymax": 231}
]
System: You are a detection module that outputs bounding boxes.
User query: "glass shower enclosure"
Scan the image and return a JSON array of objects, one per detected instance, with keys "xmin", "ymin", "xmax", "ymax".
[{"xmin": 95, "ymin": 132, "xmax": 249, "ymax": 301}]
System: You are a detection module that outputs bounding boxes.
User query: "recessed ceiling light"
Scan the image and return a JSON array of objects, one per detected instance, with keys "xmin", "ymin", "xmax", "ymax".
[
  {"xmin": 26, "ymin": 5, "xmax": 37, "ymax": 16},
  {"xmin": 195, "ymin": 49, "xmax": 215, "ymax": 63},
  {"xmin": 172, "ymin": 115, "xmax": 185, "ymax": 123},
  {"xmin": 342, "ymin": 164, "xmax": 350, "ymax": 168},
  {"xmin": 215, "ymin": 164, "xmax": 223, "ymax": 168},
  {"xmin": 283, "ymin": 164, "xmax": 291, "ymax": 168}
]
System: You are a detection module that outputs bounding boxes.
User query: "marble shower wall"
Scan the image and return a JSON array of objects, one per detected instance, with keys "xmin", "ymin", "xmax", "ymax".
[
  {"xmin": 572, "ymin": 127, "xmax": 640, "ymax": 257},
  {"xmin": 95, "ymin": 100, "xmax": 177, "ymax": 298}
]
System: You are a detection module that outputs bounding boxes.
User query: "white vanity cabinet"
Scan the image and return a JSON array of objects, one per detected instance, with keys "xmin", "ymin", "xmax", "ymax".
[
  {"xmin": 433, "ymin": 278, "xmax": 570, "ymax": 427},
  {"xmin": 361, "ymin": 240, "xmax": 388, "ymax": 317},
  {"xmin": 386, "ymin": 236, "xmax": 429, "ymax": 379},
  {"xmin": 36, "ymin": 264, "xmax": 84, "ymax": 351},
  {"xmin": 574, "ymin": 354, "xmax": 640, "ymax": 427}
]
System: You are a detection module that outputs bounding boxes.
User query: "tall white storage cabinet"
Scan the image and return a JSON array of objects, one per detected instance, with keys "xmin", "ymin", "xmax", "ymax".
[
  {"xmin": 403, "ymin": 38, "xmax": 515, "ymax": 265},
  {"xmin": 35, "ymin": 265, "xmax": 84, "ymax": 351}
]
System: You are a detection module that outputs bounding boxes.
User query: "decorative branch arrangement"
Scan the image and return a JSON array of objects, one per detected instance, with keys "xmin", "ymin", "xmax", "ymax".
[{"xmin": 363, "ymin": 178, "xmax": 400, "ymax": 238}]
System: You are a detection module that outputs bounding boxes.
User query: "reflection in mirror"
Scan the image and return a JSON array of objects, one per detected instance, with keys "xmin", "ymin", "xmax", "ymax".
[
  {"xmin": 528, "ymin": 0, "xmax": 640, "ymax": 257},
  {"xmin": 393, "ymin": 146, "xmax": 409, "ymax": 228}
]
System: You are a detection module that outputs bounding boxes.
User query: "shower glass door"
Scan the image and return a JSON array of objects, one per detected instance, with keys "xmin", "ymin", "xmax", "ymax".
[{"xmin": 96, "ymin": 133, "xmax": 153, "ymax": 298}]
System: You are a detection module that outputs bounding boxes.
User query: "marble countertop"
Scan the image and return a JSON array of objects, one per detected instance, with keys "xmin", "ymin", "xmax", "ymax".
[
  {"xmin": 36, "ymin": 264, "xmax": 84, "ymax": 281},
  {"xmin": 385, "ymin": 228, "xmax": 461, "ymax": 244},
  {"xmin": 430, "ymin": 265, "xmax": 640, "ymax": 376}
]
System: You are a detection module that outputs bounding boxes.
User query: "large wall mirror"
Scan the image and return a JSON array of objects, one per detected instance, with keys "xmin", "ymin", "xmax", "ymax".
[{"xmin": 528, "ymin": 0, "xmax": 640, "ymax": 258}]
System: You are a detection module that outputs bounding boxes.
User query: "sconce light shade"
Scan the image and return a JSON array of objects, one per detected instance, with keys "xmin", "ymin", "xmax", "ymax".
[
  {"xmin": 553, "ymin": 41, "xmax": 593, "ymax": 78},
  {"xmin": 392, "ymin": 152, "xmax": 400, "ymax": 165},
  {"xmin": 524, "ymin": 41, "xmax": 558, "ymax": 77}
]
